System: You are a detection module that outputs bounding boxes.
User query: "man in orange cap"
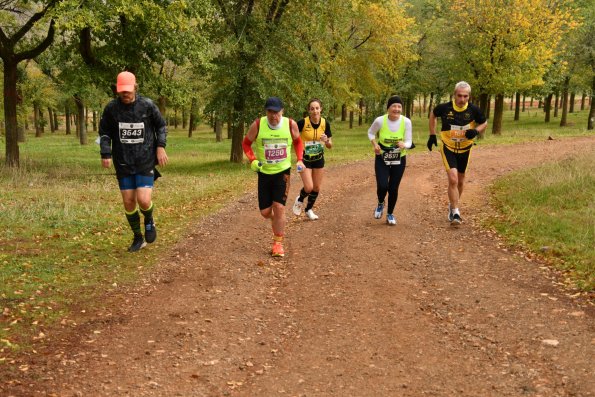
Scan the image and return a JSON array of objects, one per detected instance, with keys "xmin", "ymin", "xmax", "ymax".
[{"xmin": 99, "ymin": 71, "xmax": 169, "ymax": 252}]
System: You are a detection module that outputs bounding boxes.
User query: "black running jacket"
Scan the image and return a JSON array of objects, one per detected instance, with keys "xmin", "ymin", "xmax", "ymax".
[{"xmin": 99, "ymin": 95, "xmax": 167, "ymax": 178}]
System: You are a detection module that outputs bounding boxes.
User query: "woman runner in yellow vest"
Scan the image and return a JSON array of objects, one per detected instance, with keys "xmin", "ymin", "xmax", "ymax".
[
  {"xmin": 292, "ymin": 98, "xmax": 333, "ymax": 220},
  {"xmin": 368, "ymin": 96, "xmax": 413, "ymax": 225}
]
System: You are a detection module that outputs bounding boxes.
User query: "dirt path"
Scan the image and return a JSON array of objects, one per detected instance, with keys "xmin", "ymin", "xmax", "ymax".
[{"xmin": 3, "ymin": 137, "xmax": 594, "ymax": 397}]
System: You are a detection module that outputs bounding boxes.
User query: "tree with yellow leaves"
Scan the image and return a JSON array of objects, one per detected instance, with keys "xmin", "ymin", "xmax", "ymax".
[{"xmin": 445, "ymin": 0, "xmax": 577, "ymax": 134}]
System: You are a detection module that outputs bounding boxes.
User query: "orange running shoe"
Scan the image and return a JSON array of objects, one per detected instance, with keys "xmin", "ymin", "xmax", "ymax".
[{"xmin": 272, "ymin": 241, "xmax": 285, "ymax": 257}]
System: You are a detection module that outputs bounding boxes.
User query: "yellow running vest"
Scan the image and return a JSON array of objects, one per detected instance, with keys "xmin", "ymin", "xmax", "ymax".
[{"xmin": 256, "ymin": 116, "xmax": 292, "ymax": 174}]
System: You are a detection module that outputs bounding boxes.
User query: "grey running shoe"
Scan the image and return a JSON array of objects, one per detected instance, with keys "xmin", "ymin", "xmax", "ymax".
[
  {"xmin": 128, "ymin": 234, "xmax": 147, "ymax": 252},
  {"xmin": 145, "ymin": 220, "xmax": 157, "ymax": 243}
]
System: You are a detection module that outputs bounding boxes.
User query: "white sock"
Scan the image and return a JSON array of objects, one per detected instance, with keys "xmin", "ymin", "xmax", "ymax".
[{"xmin": 453, "ymin": 208, "xmax": 460, "ymax": 215}]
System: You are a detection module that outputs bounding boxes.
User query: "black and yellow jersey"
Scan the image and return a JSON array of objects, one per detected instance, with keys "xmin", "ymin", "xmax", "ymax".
[{"xmin": 433, "ymin": 101, "xmax": 486, "ymax": 153}]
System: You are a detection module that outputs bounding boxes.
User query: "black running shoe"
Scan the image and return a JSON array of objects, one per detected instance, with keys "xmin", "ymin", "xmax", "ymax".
[
  {"xmin": 451, "ymin": 213, "xmax": 462, "ymax": 226},
  {"xmin": 128, "ymin": 234, "xmax": 146, "ymax": 252},
  {"xmin": 144, "ymin": 220, "xmax": 157, "ymax": 243}
]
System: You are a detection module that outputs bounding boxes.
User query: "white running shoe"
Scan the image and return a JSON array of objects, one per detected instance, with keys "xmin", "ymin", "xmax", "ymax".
[
  {"xmin": 387, "ymin": 214, "xmax": 396, "ymax": 225},
  {"xmin": 306, "ymin": 209, "xmax": 319, "ymax": 220},
  {"xmin": 448, "ymin": 203, "xmax": 454, "ymax": 222},
  {"xmin": 292, "ymin": 196, "xmax": 303, "ymax": 216},
  {"xmin": 374, "ymin": 203, "xmax": 384, "ymax": 219}
]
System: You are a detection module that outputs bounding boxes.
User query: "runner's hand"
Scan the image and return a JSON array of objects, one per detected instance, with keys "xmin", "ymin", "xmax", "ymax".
[
  {"xmin": 427, "ymin": 135, "xmax": 437, "ymax": 151},
  {"xmin": 296, "ymin": 160, "xmax": 305, "ymax": 173},
  {"xmin": 250, "ymin": 159, "xmax": 262, "ymax": 172},
  {"xmin": 465, "ymin": 129, "xmax": 479, "ymax": 139}
]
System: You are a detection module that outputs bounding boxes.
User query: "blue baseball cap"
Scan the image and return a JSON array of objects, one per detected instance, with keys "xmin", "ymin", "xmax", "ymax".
[{"xmin": 265, "ymin": 97, "xmax": 283, "ymax": 112}]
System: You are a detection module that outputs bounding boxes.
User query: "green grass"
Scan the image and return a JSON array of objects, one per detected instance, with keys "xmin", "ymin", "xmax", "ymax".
[
  {"xmin": 488, "ymin": 153, "xmax": 595, "ymax": 290},
  {"xmin": 0, "ymin": 106, "xmax": 592, "ymax": 354}
]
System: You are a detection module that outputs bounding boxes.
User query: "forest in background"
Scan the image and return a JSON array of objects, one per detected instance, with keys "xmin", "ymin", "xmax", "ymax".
[{"xmin": 1, "ymin": 0, "xmax": 594, "ymax": 167}]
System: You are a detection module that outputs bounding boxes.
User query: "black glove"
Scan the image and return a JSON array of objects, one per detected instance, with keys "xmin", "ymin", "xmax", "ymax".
[
  {"xmin": 465, "ymin": 129, "xmax": 479, "ymax": 139},
  {"xmin": 427, "ymin": 135, "xmax": 437, "ymax": 151}
]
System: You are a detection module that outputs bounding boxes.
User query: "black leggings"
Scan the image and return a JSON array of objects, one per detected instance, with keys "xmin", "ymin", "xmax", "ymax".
[{"xmin": 374, "ymin": 155, "xmax": 407, "ymax": 214}]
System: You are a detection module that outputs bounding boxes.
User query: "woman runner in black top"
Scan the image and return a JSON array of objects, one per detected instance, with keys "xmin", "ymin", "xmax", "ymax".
[{"xmin": 292, "ymin": 98, "xmax": 332, "ymax": 220}]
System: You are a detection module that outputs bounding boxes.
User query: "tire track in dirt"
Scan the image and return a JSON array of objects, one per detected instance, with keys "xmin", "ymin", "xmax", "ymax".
[{"xmin": 3, "ymin": 137, "xmax": 594, "ymax": 397}]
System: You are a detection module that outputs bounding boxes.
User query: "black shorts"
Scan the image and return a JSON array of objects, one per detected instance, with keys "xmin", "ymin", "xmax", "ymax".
[
  {"xmin": 441, "ymin": 144, "xmax": 472, "ymax": 173},
  {"xmin": 304, "ymin": 156, "xmax": 325, "ymax": 169},
  {"xmin": 257, "ymin": 168, "xmax": 291, "ymax": 210}
]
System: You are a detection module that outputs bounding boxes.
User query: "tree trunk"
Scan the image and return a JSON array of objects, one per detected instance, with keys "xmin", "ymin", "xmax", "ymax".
[
  {"xmin": 522, "ymin": 94, "xmax": 526, "ymax": 112},
  {"xmin": 215, "ymin": 117, "xmax": 223, "ymax": 142},
  {"xmin": 491, "ymin": 94, "xmax": 504, "ymax": 135},
  {"xmin": 341, "ymin": 104, "xmax": 347, "ymax": 121},
  {"xmin": 74, "ymin": 95, "xmax": 87, "ymax": 145},
  {"xmin": 158, "ymin": 96, "xmax": 167, "ymax": 118},
  {"xmin": 588, "ymin": 77, "xmax": 594, "ymax": 130},
  {"xmin": 17, "ymin": 126, "xmax": 25, "ymax": 143},
  {"xmin": 569, "ymin": 92, "xmax": 575, "ymax": 113},
  {"xmin": 39, "ymin": 107, "xmax": 45, "ymax": 134},
  {"xmin": 514, "ymin": 92, "xmax": 521, "ymax": 121},
  {"xmin": 509, "ymin": 95, "xmax": 514, "ymax": 111},
  {"xmin": 486, "ymin": 95, "xmax": 491, "ymax": 119},
  {"xmin": 53, "ymin": 108, "xmax": 59, "ymax": 131},
  {"xmin": 48, "ymin": 107, "xmax": 55, "ymax": 132},
  {"xmin": 2, "ymin": 58, "xmax": 20, "ymax": 166},
  {"xmin": 174, "ymin": 107, "xmax": 178, "ymax": 129},
  {"xmin": 349, "ymin": 110, "xmax": 354, "ymax": 129},
  {"xmin": 33, "ymin": 103, "xmax": 41, "ymax": 137},
  {"xmin": 358, "ymin": 98, "xmax": 363, "ymax": 126},
  {"xmin": 554, "ymin": 93, "xmax": 559, "ymax": 117},
  {"xmin": 188, "ymin": 97, "xmax": 197, "ymax": 138},
  {"xmin": 74, "ymin": 114, "xmax": 79, "ymax": 137},
  {"xmin": 560, "ymin": 77, "xmax": 570, "ymax": 127},
  {"xmin": 227, "ymin": 109, "xmax": 232, "ymax": 139},
  {"xmin": 182, "ymin": 106, "xmax": 187, "ymax": 129},
  {"xmin": 92, "ymin": 110, "xmax": 97, "ymax": 132},
  {"xmin": 544, "ymin": 93, "xmax": 553, "ymax": 123},
  {"xmin": 581, "ymin": 93, "xmax": 586, "ymax": 111},
  {"xmin": 65, "ymin": 104, "xmax": 71, "ymax": 135}
]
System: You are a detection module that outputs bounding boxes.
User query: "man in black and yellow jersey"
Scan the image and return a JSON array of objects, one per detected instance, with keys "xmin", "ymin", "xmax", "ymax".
[
  {"xmin": 242, "ymin": 97, "xmax": 305, "ymax": 257},
  {"xmin": 427, "ymin": 81, "xmax": 487, "ymax": 225}
]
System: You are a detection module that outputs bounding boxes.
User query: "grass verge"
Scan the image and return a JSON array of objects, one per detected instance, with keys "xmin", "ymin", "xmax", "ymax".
[{"xmin": 488, "ymin": 152, "xmax": 594, "ymax": 290}]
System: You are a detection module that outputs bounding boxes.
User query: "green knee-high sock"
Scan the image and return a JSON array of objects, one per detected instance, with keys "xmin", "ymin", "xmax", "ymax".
[
  {"xmin": 125, "ymin": 208, "xmax": 142, "ymax": 236},
  {"xmin": 305, "ymin": 190, "xmax": 319, "ymax": 211},
  {"xmin": 140, "ymin": 202, "xmax": 154, "ymax": 224}
]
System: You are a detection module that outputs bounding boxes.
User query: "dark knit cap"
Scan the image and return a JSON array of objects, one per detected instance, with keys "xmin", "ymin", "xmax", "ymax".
[{"xmin": 386, "ymin": 95, "xmax": 403, "ymax": 109}]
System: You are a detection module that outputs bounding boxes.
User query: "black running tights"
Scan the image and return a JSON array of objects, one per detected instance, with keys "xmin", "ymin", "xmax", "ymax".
[{"xmin": 374, "ymin": 155, "xmax": 407, "ymax": 214}]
